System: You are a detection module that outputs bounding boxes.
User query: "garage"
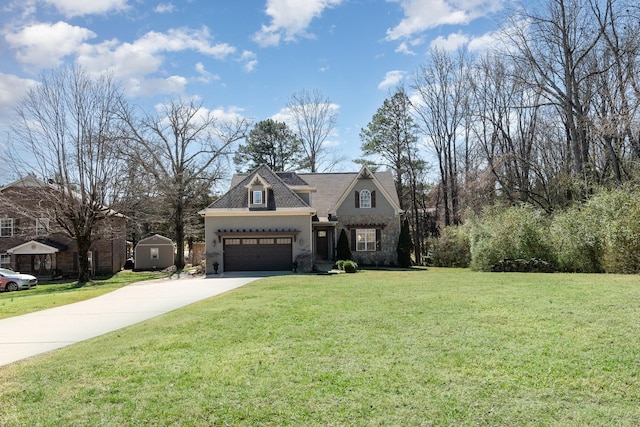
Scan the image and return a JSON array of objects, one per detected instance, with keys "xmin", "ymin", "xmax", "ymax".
[{"xmin": 224, "ymin": 237, "xmax": 292, "ymax": 271}]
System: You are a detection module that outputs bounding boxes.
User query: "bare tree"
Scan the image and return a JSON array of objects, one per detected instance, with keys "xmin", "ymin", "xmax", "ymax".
[
  {"xmin": 286, "ymin": 89, "xmax": 339, "ymax": 172},
  {"xmin": 413, "ymin": 48, "xmax": 471, "ymax": 226},
  {"xmin": 121, "ymin": 98, "xmax": 250, "ymax": 270},
  {"xmin": 9, "ymin": 66, "xmax": 127, "ymax": 283}
]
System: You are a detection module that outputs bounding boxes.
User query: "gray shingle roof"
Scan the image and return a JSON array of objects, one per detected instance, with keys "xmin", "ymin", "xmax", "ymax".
[
  {"xmin": 206, "ymin": 164, "xmax": 311, "ymax": 210},
  {"xmin": 207, "ymin": 165, "xmax": 400, "ymax": 216}
]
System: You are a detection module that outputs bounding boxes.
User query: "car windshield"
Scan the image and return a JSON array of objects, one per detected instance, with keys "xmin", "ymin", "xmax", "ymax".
[{"xmin": 0, "ymin": 268, "xmax": 16, "ymax": 275}]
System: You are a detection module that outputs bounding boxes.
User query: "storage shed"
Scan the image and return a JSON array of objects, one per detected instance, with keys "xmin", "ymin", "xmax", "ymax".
[{"xmin": 134, "ymin": 234, "xmax": 175, "ymax": 270}]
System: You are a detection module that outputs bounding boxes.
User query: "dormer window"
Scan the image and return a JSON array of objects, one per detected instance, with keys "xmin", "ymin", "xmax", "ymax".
[
  {"xmin": 252, "ymin": 190, "xmax": 263, "ymax": 205},
  {"xmin": 246, "ymin": 173, "xmax": 270, "ymax": 209}
]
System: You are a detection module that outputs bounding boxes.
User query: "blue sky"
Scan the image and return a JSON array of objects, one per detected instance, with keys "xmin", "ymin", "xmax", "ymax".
[{"xmin": 0, "ymin": 0, "xmax": 507, "ymax": 174}]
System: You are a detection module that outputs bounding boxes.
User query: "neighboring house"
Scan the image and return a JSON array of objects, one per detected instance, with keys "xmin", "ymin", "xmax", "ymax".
[
  {"xmin": 0, "ymin": 176, "xmax": 127, "ymax": 278},
  {"xmin": 134, "ymin": 234, "xmax": 175, "ymax": 270},
  {"xmin": 199, "ymin": 164, "xmax": 403, "ymax": 273}
]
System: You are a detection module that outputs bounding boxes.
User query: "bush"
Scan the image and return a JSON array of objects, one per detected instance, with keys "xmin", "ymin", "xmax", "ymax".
[
  {"xmin": 588, "ymin": 188, "xmax": 640, "ymax": 273},
  {"xmin": 551, "ymin": 205, "xmax": 603, "ymax": 273},
  {"xmin": 336, "ymin": 260, "xmax": 358, "ymax": 273},
  {"xmin": 336, "ymin": 229, "xmax": 352, "ymax": 261},
  {"xmin": 469, "ymin": 204, "xmax": 554, "ymax": 271},
  {"xmin": 429, "ymin": 226, "xmax": 471, "ymax": 268},
  {"xmin": 397, "ymin": 219, "xmax": 414, "ymax": 268}
]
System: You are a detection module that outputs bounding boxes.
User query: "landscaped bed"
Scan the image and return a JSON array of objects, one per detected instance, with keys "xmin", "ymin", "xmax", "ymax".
[{"xmin": 1, "ymin": 268, "xmax": 639, "ymax": 425}]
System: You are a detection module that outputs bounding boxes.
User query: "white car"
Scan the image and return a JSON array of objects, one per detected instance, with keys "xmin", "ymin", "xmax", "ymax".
[{"xmin": 0, "ymin": 268, "xmax": 38, "ymax": 292}]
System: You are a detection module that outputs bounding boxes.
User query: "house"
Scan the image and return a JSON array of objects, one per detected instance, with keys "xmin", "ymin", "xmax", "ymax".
[
  {"xmin": 134, "ymin": 234, "xmax": 175, "ymax": 270},
  {"xmin": 199, "ymin": 164, "xmax": 403, "ymax": 273},
  {"xmin": 0, "ymin": 176, "xmax": 127, "ymax": 278}
]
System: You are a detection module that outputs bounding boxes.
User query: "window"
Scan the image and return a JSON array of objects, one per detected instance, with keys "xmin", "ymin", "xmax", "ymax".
[
  {"xmin": 0, "ymin": 218, "xmax": 13, "ymax": 237},
  {"xmin": 253, "ymin": 190, "xmax": 263, "ymax": 205},
  {"xmin": 276, "ymin": 238, "xmax": 292, "ymax": 244},
  {"xmin": 359, "ymin": 190, "xmax": 371, "ymax": 208},
  {"xmin": 0, "ymin": 253, "xmax": 10, "ymax": 269},
  {"xmin": 356, "ymin": 229, "xmax": 376, "ymax": 251},
  {"xmin": 150, "ymin": 247, "xmax": 159, "ymax": 260},
  {"xmin": 36, "ymin": 218, "xmax": 50, "ymax": 236}
]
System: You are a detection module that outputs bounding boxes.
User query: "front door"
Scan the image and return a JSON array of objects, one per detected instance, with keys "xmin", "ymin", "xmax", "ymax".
[{"xmin": 316, "ymin": 230, "xmax": 329, "ymax": 260}]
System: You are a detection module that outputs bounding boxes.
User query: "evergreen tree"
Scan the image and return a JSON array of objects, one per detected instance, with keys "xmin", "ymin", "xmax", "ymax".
[
  {"xmin": 336, "ymin": 229, "xmax": 352, "ymax": 260},
  {"xmin": 234, "ymin": 119, "xmax": 302, "ymax": 172},
  {"xmin": 397, "ymin": 218, "xmax": 414, "ymax": 268}
]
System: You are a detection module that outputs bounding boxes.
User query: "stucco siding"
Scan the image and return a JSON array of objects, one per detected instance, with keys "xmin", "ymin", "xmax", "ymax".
[
  {"xmin": 336, "ymin": 178, "xmax": 396, "ymax": 217},
  {"xmin": 204, "ymin": 213, "xmax": 313, "ymax": 273}
]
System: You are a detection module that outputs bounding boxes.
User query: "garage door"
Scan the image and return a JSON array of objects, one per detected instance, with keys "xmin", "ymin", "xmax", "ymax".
[{"xmin": 224, "ymin": 237, "xmax": 292, "ymax": 271}]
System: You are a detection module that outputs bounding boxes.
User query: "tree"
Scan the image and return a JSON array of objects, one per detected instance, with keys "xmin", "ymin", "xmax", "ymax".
[
  {"xmin": 336, "ymin": 229, "xmax": 352, "ymax": 260},
  {"xmin": 397, "ymin": 218, "xmax": 414, "ymax": 268},
  {"xmin": 121, "ymin": 98, "xmax": 250, "ymax": 270},
  {"xmin": 233, "ymin": 119, "xmax": 302, "ymax": 172},
  {"xmin": 359, "ymin": 87, "xmax": 426, "ymax": 261},
  {"xmin": 413, "ymin": 48, "xmax": 471, "ymax": 226},
  {"xmin": 9, "ymin": 66, "xmax": 127, "ymax": 283},
  {"xmin": 286, "ymin": 89, "xmax": 339, "ymax": 172}
]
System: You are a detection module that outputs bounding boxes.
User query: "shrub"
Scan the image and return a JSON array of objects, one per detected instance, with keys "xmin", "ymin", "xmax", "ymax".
[
  {"xmin": 469, "ymin": 204, "xmax": 554, "ymax": 271},
  {"xmin": 587, "ymin": 188, "xmax": 640, "ymax": 273},
  {"xmin": 429, "ymin": 226, "xmax": 471, "ymax": 268},
  {"xmin": 336, "ymin": 229, "xmax": 352, "ymax": 261},
  {"xmin": 551, "ymin": 205, "xmax": 604, "ymax": 273},
  {"xmin": 397, "ymin": 219, "xmax": 414, "ymax": 268},
  {"xmin": 336, "ymin": 260, "xmax": 358, "ymax": 273}
]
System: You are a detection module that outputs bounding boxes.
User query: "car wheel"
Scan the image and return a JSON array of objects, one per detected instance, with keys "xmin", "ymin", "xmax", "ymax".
[{"xmin": 6, "ymin": 282, "xmax": 18, "ymax": 292}]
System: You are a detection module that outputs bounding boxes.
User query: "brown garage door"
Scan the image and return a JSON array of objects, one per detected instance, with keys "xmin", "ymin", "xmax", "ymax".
[{"xmin": 224, "ymin": 237, "xmax": 292, "ymax": 271}]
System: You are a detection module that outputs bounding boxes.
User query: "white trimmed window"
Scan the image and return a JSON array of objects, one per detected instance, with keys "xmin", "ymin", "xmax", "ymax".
[
  {"xmin": 150, "ymin": 247, "xmax": 159, "ymax": 260},
  {"xmin": 0, "ymin": 253, "xmax": 10, "ymax": 268},
  {"xmin": 359, "ymin": 190, "xmax": 371, "ymax": 208},
  {"xmin": 0, "ymin": 218, "xmax": 13, "ymax": 237},
  {"xmin": 253, "ymin": 190, "xmax": 263, "ymax": 205},
  {"xmin": 36, "ymin": 218, "xmax": 50, "ymax": 236},
  {"xmin": 356, "ymin": 229, "xmax": 376, "ymax": 251}
]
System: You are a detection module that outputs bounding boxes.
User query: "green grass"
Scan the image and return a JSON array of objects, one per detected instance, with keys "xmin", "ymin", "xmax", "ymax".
[
  {"xmin": 1, "ymin": 268, "xmax": 640, "ymax": 425},
  {"xmin": 0, "ymin": 270, "xmax": 167, "ymax": 319}
]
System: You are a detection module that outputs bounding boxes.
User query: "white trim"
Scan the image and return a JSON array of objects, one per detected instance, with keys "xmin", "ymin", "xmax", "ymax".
[
  {"xmin": 6, "ymin": 240, "xmax": 60, "ymax": 255},
  {"xmin": 329, "ymin": 166, "xmax": 403, "ymax": 215}
]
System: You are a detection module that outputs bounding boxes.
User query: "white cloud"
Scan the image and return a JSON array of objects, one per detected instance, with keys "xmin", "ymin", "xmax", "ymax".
[
  {"xmin": 386, "ymin": 0, "xmax": 469, "ymax": 41},
  {"xmin": 154, "ymin": 3, "xmax": 175, "ymax": 13},
  {"xmin": 75, "ymin": 27, "xmax": 237, "ymax": 95},
  {"xmin": 239, "ymin": 50, "xmax": 258, "ymax": 73},
  {"xmin": 430, "ymin": 32, "xmax": 469, "ymax": 51},
  {"xmin": 194, "ymin": 62, "xmax": 220, "ymax": 83},
  {"xmin": 253, "ymin": 0, "xmax": 343, "ymax": 47},
  {"xmin": 386, "ymin": 0, "xmax": 504, "ymax": 52},
  {"xmin": 5, "ymin": 21, "xmax": 96, "ymax": 69},
  {"xmin": 41, "ymin": 0, "xmax": 129, "ymax": 17},
  {"xmin": 0, "ymin": 73, "xmax": 39, "ymax": 116},
  {"xmin": 378, "ymin": 70, "xmax": 405, "ymax": 90}
]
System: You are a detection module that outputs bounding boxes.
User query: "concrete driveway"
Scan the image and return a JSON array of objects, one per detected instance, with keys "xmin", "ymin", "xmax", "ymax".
[{"xmin": 0, "ymin": 273, "xmax": 275, "ymax": 367}]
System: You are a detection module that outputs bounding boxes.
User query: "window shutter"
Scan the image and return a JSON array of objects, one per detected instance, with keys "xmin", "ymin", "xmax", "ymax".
[
  {"xmin": 355, "ymin": 191, "xmax": 360, "ymax": 208},
  {"xmin": 371, "ymin": 191, "xmax": 376, "ymax": 208},
  {"xmin": 351, "ymin": 229, "xmax": 356, "ymax": 250},
  {"xmin": 250, "ymin": 190, "xmax": 254, "ymax": 204},
  {"xmin": 376, "ymin": 229, "xmax": 382, "ymax": 251},
  {"xmin": 262, "ymin": 190, "xmax": 266, "ymax": 205}
]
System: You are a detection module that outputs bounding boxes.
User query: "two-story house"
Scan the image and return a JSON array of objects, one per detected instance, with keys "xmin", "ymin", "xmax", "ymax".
[
  {"xmin": 0, "ymin": 176, "xmax": 127, "ymax": 278},
  {"xmin": 199, "ymin": 164, "xmax": 403, "ymax": 273}
]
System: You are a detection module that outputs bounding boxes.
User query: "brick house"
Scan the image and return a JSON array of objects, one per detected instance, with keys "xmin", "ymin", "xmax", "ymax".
[
  {"xmin": 0, "ymin": 176, "xmax": 127, "ymax": 278},
  {"xmin": 199, "ymin": 164, "xmax": 403, "ymax": 273}
]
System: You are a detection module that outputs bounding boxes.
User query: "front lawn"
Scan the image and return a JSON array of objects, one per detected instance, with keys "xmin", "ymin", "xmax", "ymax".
[
  {"xmin": 0, "ymin": 270, "xmax": 168, "ymax": 319},
  {"xmin": 1, "ymin": 268, "xmax": 639, "ymax": 425}
]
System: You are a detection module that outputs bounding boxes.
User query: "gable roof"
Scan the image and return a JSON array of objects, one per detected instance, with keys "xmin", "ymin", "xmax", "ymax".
[
  {"xmin": 204, "ymin": 164, "xmax": 402, "ymax": 219},
  {"xmin": 300, "ymin": 166, "xmax": 402, "ymax": 218},
  {"xmin": 202, "ymin": 164, "xmax": 313, "ymax": 213}
]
